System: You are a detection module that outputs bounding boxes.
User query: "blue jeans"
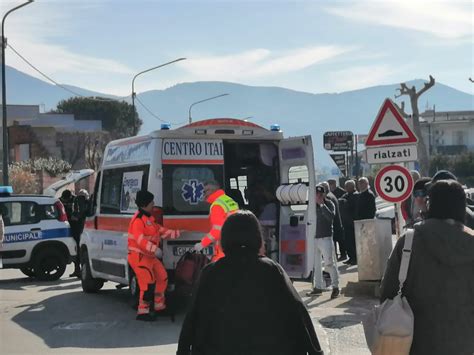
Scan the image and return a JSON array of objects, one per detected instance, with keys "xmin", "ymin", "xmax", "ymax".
[{"xmin": 313, "ymin": 237, "xmax": 339, "ymax": 289}]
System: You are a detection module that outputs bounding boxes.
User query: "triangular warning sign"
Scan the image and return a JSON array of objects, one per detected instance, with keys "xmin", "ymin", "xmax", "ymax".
[{"xmin": 365, "ymin": 98, "xmax": 418, "ymax": 146}]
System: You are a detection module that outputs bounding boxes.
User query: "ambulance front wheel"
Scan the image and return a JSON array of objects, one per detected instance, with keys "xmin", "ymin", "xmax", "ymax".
[{"xmin": 80, "ymin": 249, "xmax": 104, "ymax": 293}]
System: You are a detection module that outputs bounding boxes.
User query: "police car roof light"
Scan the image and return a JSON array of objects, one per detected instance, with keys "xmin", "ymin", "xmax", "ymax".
[
  {"xmin": 0, "ymin": 186, "xmax": 13, "ymax": 194},
  {"xmin": 161, "ymin": 123, "xmax": 171, "ymax": 130},
  {"xmin": 270, "ymin": 124, "xmax": 281, "ymax": 131}
]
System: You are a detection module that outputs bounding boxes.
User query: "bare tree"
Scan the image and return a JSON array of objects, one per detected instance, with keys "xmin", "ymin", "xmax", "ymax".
[
  {"xmin": 58, "ymin": 132, "xmax": 87, "ymax": 168},
  {"xmin": 395, "ymin": 75, "xmax": 435, "ymax": 175},
  {"xmin": 469, "ymin": 78, "xmax": 474, "ymax": 83},
  {"xmin": 85, "ymin": 132, "xmax": 111, "ymax": 171}
]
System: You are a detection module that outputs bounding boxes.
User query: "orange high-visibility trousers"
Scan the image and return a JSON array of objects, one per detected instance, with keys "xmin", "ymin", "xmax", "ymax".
[{"xmin": 128, "ymin": 252, "xmax": 168, "ymax": 315}]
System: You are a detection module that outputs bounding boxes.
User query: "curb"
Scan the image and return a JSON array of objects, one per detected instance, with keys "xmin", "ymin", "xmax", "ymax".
[{"xmin": 312, "ymin": 317, "xmax": 331, "ymax": 355}]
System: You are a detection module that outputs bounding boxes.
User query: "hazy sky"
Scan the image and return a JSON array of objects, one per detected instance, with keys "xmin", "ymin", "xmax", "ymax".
[{"xmin": 2, "ymin": 0, "xmax": 473, "ymax": 96}]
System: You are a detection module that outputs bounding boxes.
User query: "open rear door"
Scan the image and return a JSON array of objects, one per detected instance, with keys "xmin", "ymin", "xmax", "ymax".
[{"xmin": 278, "ymin": 136, "xmax": 316, "ymax": 279}]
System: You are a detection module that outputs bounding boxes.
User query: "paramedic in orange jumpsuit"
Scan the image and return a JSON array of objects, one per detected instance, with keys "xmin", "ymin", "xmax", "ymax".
[
  {"xmin": 128, "ymin": 190, "xmax": 180, "ymax": 321},
  {"xmin": 193, "ymin": 181, "xmax": 239, "ymax": 261}
]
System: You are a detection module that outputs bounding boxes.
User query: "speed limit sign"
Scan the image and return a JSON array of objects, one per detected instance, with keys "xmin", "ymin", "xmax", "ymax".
[{"xmin": 375, "ymin": 165, "xmax": 414, "ymax": 203}]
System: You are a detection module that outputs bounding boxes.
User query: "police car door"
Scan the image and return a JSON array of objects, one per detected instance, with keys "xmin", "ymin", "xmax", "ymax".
[{"xmin": 277, "ymin": 136, "xmax": 316, "ymax": 279}]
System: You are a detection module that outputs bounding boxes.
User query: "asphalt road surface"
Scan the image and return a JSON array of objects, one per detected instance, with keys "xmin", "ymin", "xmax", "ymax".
[{"xmin": 1, "ymin": 264, "xmax": 373, "ymax": 354}]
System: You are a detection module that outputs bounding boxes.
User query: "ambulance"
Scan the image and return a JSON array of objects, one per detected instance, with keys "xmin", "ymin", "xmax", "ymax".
[{"xmin": 80, "ymin": 118, "xmax": 316, "ymax": 293}]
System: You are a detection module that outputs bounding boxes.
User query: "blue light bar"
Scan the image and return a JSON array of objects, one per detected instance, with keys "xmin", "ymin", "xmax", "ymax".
[
  {"xmin": 161, "ymin": 123, "xmax": 171, "ymax": 130},
  {"xmin": 0, "ymin": 186, "xmax": 13, "ymax": 194},
  {"xmin": 270, "ymin": 124, "xmax": 281, "ymax": 132}
]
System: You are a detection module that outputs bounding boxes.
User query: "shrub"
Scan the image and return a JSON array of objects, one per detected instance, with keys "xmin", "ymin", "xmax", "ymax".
[
  {"xmin": 9, "ymin": 165, "xmax": 39, "ymax": 194},
  {"xmin": 11, "ymin": 158, "xmax": 71, "ymax": 177}
]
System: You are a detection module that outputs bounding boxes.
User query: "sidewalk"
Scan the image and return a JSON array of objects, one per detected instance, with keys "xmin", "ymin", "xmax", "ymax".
[{"xmin": 294, "ymin": 263, "xmax": 379, "ymax": 355}]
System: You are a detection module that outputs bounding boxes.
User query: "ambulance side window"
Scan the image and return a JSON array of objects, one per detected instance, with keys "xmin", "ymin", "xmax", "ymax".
[
  {"xmin": 100, "ymin": 165, "xmax": 149, "ymax": 215},
  {"xmin": 163, "ymin": 165, "xmax": 224, "ymax": 215}
]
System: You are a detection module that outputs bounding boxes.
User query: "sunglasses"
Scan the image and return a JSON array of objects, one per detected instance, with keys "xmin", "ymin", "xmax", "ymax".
[{"xmin": 413, "ymin": 190, "xmax": 427, "ymax": 198}]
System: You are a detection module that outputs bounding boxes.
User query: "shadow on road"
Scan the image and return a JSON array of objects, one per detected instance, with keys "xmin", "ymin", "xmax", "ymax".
[
  {"xmin": 0, "ymin": 275, "xmax": 78, "ymax": 291},
  {"xmin": 12, "ymin": 289, "xmax": 185, "ymax": 349}
]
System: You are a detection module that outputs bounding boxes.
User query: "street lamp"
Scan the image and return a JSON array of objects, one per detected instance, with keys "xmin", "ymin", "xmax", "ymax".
[
  {"xmin": 2, "ymin": 0, "xmax": 34, "ymax": 185},
  {"xmin": 188, "ymin": 93, "xmax": 230, "ymax": 124},
  {"xmin": 131, "ymin": 57, "xmax": 186, "ymax": 116}
]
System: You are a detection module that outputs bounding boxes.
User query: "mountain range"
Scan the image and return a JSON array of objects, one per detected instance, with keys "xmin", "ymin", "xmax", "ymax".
[{"xmin": 3, "ymin": 66, "xmax": 473, "ymax": 167}]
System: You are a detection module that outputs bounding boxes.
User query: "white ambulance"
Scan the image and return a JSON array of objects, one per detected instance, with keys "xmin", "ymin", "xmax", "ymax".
[{"xmin": 80, "ymin": 118, "xmax": 316, "ymax": 294}]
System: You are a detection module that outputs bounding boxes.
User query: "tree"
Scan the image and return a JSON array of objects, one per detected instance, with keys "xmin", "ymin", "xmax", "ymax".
[
  {"xmin": 54, "ymin": 97, "xmax": 142, "ymax": 138},
  {"xmin": 395, "ymin": 76, "xmax": 435, "ymax": 175},
  {"xmin": 85, "ymin": 132, "xmax": 111, "ymax": 171}
]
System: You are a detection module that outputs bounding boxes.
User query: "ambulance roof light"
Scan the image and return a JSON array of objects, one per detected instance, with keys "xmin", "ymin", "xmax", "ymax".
[
  {"xmin": 0, "ymin": 186, "xmax": 13, "ymax": 195},
  {"xmin": 161, "ymin": 123, "xmax": 171, "ymax": 130},
  {"xmin": 270, "ymin": 124, "xmax": 281, "ymax": 132}
]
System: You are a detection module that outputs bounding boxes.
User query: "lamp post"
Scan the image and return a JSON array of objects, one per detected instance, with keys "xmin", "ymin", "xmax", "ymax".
[
  {"xmin": 188, "ymin": 93, "xmax": 230, "ymax": 124},
  {"xmin": 2, "ymin": 0, "xmax": 34, "ymax": 185},
  {"xmin": 131, "ymin": 58, "xmax": 186, "ymax": 117}
]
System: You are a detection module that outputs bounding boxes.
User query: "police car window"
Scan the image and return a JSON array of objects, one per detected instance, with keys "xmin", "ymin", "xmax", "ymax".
[
  {"xmin": 100, "ymin": 166, "xmax": 149, "ymax": 214},
  {"xmin": 163, "ymin": 165, "xmax": 224, "ymax": 215},
  {"xmin": 0, "ymin": 202, "xmax": 40, "ymax": 226}
]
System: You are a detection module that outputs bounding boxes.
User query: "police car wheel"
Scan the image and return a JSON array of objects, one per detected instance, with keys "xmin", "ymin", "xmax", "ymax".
[
  {"xmin": 80, "ymin": 250, "xmax": 104, "ymax": 293},
  {"xmin": 33, "ymin": 249, "xmax": 67, "ymax": 281},
  {"xmin": 129, "ymin": 270, "xmax": 139, "ymax": 309},
  {"xmin": 20, "ymin": 267, "xmax": 35, "ymax": 278}
]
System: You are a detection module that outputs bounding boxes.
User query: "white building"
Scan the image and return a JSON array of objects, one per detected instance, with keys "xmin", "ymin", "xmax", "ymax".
[{"xmin": 420, "ymin": 109, "xmax": 474, "ymax": 156}]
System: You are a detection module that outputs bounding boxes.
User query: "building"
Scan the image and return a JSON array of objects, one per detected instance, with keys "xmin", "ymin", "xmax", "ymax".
[
  {"xmin": 3, "ymin": 104, "xmax": 102, "ymax": 168},
  {"xmin": 420, "ymin": 109, "xmax": 474, "ymax": 157}
]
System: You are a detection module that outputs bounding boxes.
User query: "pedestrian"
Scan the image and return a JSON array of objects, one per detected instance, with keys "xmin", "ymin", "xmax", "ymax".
[
  {"xmin": 307, "ymin": 184, "xmax": 340, "ymax": 299},
  {"xmin": 178, "ymin": 210, "xmax": 323, "ymax": 355},
  {"xmin": 407, "ymin": 177, "xmax": 431, "ymax": 228},
  {"xmin": 328, "ymin": 178, "xmax": 346, "ymax": 199},
  {"xmin": 429, "ymin": 170, "xmax": 474, "ymax": 229},
  {"xmin": 321, "ymin": 181, "xmax": 346, "ymax": 261},
  {"xmin": 69, "ymin": 189, "xmax": 90, "ymax": 277},
  {"xmin": 59, "ymin": 189, "xmax": 75, "ymax": 221},
  {"xmin": 128, "ymin": 190, "xmax": 180, "ymax": 321},
  {"xmin": 380, "ymin": 179, "xmax": 474, "ymax": 354},
  {"xmin": 401, "ymin": 170, "xmax": 421, "ymax": 226},
  {"xmin": 355, "ymin": 177, "xmax": 376, "ymax": 220},
  {"xmin": 193, "ymin": 181, "xmax": 239, "ymax": 261},
  {"xmin": 339, "ymin": 180, "xmax": 358, "ymax": 265}
]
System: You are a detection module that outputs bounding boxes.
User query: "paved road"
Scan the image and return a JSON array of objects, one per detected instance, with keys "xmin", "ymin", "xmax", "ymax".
[{"xmin": 0, "ymin": 264, "xmax": 374, "ymax": 354}]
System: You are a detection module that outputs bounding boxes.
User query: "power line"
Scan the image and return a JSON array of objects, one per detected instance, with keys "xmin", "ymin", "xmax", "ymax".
[
  {"xmin": 134, "ymin": 96, "xmax": 187, "ymax": 126},
  {"xmin": 7, "ymin": 43, "xmax": 131, "ymax": 102}
]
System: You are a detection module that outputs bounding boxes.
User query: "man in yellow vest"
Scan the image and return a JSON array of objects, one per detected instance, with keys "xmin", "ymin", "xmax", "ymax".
[{"xmin": 193, "ymin": 181, "xmax": 239, "ymax": 261}]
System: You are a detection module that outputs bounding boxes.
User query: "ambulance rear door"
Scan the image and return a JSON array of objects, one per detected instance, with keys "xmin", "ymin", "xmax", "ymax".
[{"xmin": 277, "ymin": 136, "xmax": 316, "ymax": 279}]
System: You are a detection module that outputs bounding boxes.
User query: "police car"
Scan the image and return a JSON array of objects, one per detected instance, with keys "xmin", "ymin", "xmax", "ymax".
[{"xmin": 0, "ymin": 186, "xmax": 77, "ymax": 281}]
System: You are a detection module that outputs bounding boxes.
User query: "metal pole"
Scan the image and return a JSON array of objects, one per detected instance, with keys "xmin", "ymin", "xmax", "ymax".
[
  {"xmin": 2, "ymin": 0, "xmax": 34, "ymax": 185},
  {"xmin": 188, "ymin": 93, "xmax": 230, "ymax": 124},
  {"xmin": 131, "ymin": 58, "xmax": 186, "ymax": 122}
]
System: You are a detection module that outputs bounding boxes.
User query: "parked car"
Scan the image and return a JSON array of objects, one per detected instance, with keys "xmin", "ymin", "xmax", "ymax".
[{"xmin": 0, "ymin": 186, "xmax": 77, "ymax": 281}]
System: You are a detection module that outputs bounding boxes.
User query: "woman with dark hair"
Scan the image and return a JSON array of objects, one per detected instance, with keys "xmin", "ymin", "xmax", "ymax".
[
  {"xmin": 380, "ymin": 180, "xmax": 474, "ymax": 354},
  {"xmin": 177, "ymin": 210, "xmax": 323, "ymax": 355}
]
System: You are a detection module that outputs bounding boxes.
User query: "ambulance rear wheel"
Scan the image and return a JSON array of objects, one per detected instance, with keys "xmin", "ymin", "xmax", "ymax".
[
  {"xmin": 129, "ymin": 269, "xmax": 139, "ymax": 310},
  {"xmin": 20, "ymin": 267, "xmax": 35, "ymax": 277},
  {"xmin": 34, "ymin": 249, "xmax": 66, "ymax": 281},
  {"xmin": 81, "ymin": 250, "xmax": 104, "ymax": 293}
]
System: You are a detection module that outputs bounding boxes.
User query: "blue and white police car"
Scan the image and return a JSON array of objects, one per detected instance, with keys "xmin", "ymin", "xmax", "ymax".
[{"xmin": 0, "ymin": 186, "xmax": 77, "ymax": 281}]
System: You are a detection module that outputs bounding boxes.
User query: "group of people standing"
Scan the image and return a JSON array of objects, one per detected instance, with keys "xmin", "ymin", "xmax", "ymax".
[{"xmin": 307, "ymin": 176, "xmax": 377, "ymax": 299}]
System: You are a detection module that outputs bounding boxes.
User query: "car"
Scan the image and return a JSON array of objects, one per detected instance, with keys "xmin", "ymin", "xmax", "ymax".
[{"xmin": 0, "ymin": 186, "xmax": 77, "ymax": 281}]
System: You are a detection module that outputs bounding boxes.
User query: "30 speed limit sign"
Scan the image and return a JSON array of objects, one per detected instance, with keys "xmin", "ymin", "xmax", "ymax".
[{"xmin": 375, "ymin": 165, "xmax": 414, "ymax": 203}]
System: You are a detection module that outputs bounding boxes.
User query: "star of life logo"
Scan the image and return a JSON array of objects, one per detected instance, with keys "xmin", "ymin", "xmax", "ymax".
[{"xmin": 181, "ymin": 179, "xmax": 204, "ymax": 205}]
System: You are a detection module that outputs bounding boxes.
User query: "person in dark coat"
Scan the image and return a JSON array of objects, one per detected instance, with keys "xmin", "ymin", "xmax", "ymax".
[
  {"xmin": 428, "ymin": 170, "xmax": 474, "ymax": 229},
  {"xmin": 380, "ymin": 180, "xmax": 474, "ymax": 355},
  {"xmin": 321, "ymin": 182, "xmax": 346, "ymax": 261},
  {"xmin": 355, "ymin": 177, "xmax": 376, "ymax": 220},
  {"xmin": 327, "ymin": 179, "xmax": 346, "ymax": 199},
  {"xmin": 177, "ymin": 210, "xmax": 323, "ymax": 355},
  {"xmin": 339, "ymin": 180, "xmax": 358, "ymax": 265}
]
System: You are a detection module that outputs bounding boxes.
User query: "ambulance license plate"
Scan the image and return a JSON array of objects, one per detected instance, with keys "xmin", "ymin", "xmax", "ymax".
[{"xmin": 173, "ymin": 246, "xmax": 213, "ymax": 256}]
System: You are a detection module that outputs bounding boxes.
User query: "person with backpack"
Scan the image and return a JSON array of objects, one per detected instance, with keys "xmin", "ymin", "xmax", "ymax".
[
  {"xmin": 178, "ymin": 210, "xmax": 323, "ymax": 355},
  {"xmin": 380, "ymin": 180, "xmax": 474, "ymax": 354}
]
